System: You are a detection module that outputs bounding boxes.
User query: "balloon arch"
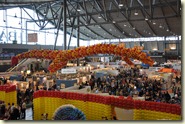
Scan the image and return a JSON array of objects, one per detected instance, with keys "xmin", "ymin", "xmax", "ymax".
[{"xmin": 14, "ymin": 44, "xmax": 154, "ymax": 72}]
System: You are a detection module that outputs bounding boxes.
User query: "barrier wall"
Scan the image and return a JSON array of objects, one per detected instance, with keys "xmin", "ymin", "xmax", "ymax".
[
  {"xmin": 0, "ymin": 85, "xmax": 17, "ymax": 106},
  {"xmin": 33, "ymin": 91, "xmax": 181, "ymax": 120}
]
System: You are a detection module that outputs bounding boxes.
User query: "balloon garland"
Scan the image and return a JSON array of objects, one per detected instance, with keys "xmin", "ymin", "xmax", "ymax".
[{"xmin": 15, "ymin": 44, "xmax": 154, "ymax": 73}]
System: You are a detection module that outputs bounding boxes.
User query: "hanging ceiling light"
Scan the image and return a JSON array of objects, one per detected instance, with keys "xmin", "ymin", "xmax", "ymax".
[
  {"xmin": 112, "ymin": 20, "xmax": 116, "ymax": 23},
  {"xmin": 133, "ymin": 27, "xmax": 135, "ymax": 30},
  {"xmin": 166, "ymin": 29, "xmax": 169, "ymax": 32},
  {"xmin": 98, "ymin": 14, "xmax": 102, "ymax": 18},
  {"xmin": 134, "ymin": 10, "xmax": 138, "ymax": 15},
  {"xmin": 14, "ymin": 13, "xmax": 17, "ymax": 17},
  {"xmin": 159, "ymin": 24, "xmax": 162, "ymax": 28},
  {"xmin": 145, "ymin": 16, "xmax": 148, "ymax": 21},
  {"xmin": 153, "ymin": 22, "xmax": 156, "ymax": 25},
  {"xmin": 43, "ymin": 10, "xmax": 46, "ymax": 15},
  {"xmin": 124, "ymin": 24, "xmax": 127, "ymax": 27},
  {"xmin": 77, "ymin": 5, "xmax": 81, "ymax": 12},
  {"xmin": 118, "ymin": 1, "xmax": 123, "ymax": 7},
  {"xmin": 153, "ymin": 48, "xmax": 158, "ymax": 51}
]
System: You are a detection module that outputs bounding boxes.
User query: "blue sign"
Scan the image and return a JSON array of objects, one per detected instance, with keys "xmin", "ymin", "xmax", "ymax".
[{"xmin": 0, "ymin": 30, "xmax": 17, "ymax": 42}]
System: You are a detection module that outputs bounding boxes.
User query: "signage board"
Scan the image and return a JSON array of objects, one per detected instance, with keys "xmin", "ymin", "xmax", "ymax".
[
  {"xmin": 61, "ymin": 68, "xmax": 76, "ymax": 74},
  {"xmin": 28, "ymin": 33, "xmax": 38, "ymax": 42}
]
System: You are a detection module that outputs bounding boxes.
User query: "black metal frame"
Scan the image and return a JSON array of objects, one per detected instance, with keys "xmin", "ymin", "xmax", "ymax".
[{"xmin": 0, "ymin": 0, "xmax": 181, "ymax": 48}]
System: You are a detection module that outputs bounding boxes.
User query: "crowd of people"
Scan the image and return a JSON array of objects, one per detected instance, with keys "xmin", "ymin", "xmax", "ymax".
[
  {"xmin": 0, "ymin": 101, "xmax": 26, "ymax": 120},
  {"xmin": 88, "ymin": 67, "xmax": 181, "ymax": 105},
  {"xmin": 0, "ymin": 65, "xmax": 182, "ymax": 120}
]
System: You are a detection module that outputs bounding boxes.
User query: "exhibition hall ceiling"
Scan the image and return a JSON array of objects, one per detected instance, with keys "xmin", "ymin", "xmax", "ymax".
[{"xmin": 0, "ymin": 0, "xmax": 181, "ymax": 40}]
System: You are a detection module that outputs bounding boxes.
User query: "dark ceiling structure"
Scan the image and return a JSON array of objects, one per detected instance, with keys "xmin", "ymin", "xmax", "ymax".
[{"xmin": 0, "ymin": 0, "xmax": 182, "ymax": 47}]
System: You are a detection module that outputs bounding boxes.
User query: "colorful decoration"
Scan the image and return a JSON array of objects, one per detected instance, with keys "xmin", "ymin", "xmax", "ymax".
[
  {"xmin": 33, "ymin": 90, "xmax": 181, "ymax": 120},
  {"xmin": 11, "ymin": 56, "xmax": 18, "ymax": 66},
  {"xmin": 0, "ymin": 84, "xmax": 17, "ymax": 106},
  {"xmin": 15, "ymin": 44, "xmax": 154, "ymax": 72}
]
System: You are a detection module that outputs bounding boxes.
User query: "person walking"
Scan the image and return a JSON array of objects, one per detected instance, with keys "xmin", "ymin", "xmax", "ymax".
[{"xmin": 21, "ymin": 100, "xmax": 26, "ymax": 119}]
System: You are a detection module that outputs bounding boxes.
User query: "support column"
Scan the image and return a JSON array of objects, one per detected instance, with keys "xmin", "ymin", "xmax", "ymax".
[
  {"xmin": 63, "ymin": 0, "xmax": 67, "ymax": 50},
  {"xmin": 5, "ymin": 10, "xmax": 8, "ymax": 43},
  {"xmin": 20, "ymin": 8, "xmax": 23, "ymax": 44},
  {"xmin": 26, "ymin": 21, "xmax": 28, "ymax": 44},
  {"xmin": 77, "ymin": 16, "xmax": 80, "ymax": 66},
  {"xmin": 177, "ymin": 36, "xmax": 179, "ymax": 57}
]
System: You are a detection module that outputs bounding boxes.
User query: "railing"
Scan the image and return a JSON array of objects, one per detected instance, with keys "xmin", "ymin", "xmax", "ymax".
[{"xmin": 7, "ymin": 58, "xmax": 27, "ymax": 72}]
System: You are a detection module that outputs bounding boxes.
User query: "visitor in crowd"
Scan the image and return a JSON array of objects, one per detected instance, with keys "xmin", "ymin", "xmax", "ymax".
[{"xmin": 21, "ymin": 100, "xmax": 26, "ymax": 119}]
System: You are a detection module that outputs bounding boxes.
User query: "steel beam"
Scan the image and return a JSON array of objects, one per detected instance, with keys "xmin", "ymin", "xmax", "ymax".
[
  {"xmin": 177, "ymin": 0, "xmax": 181, "ymax": 16},
  {"xmin": 67, "ymin": 0, "xmax": 102, "ymax": 39},
  {"xmin": 83, "ymin": 0, "xmax": 89, "ymax": 24},
  {"xmin": 77, "ymin": 16, "xmax": 80, "ymax": 66},
  {"xmin": 41, "ymin": 3, "xmax": 49, "ymax": 28},
  {"xmin": 136, "ymin": 0, "xmax": 151, "ymax": 18},
  {"xmin": 130, "ymin": 0, "xmax": 133, "ymax": 7},
  {"xmin": 68, "ymin": 17, "xmax": 76, "ymax": 50},
  {"xmin": 163, "ymin": 0, "xmax": 178, "ymax": 15},
  {"xmin": 87, "ymin": 1, "xmax": 119, "ymax": 38},
  {"xmin": 49, "ymin": 3, "xmax": 57, "ymax": 27},
  {"xmin": 20, "ymin": 7, "xmax": 23, "ymax": 44},
  {"xmin": 71, "ymin": 2, "xmax": 106, "ymax": 39},
  {"xmin": 32, "ymin": 4, "xmax": 42, "ymax": 26},
  {"xmin": 159, "ymin": 0, "xmax": 171, "ymax": 33},
  {"xmin": 53, "ymin": 4, "xmax": 63, "ymax": 50},
  {"xmin": 149, "ymin": 0, "xmax": 153, "ymax": 18},
  {"xmin": 137, "ymin": 3, "xmax": 157, "ymax": 36},
  {"xmin": 102, "ymin": 0, "xmax": 108, "ymax": 21},
  {"xmin": 96, "ymin": 0, "xmax": 128, "ymax": 37},
  {"xmin": 65, "ymin": 1, "xmax": 178, "ymax": 18},
  {"xmin": 63, "ymin": 0, "xmax": 67, "ymax": 50},
  {"xmin": 22, "ymin": 7, "xmax": 41, "ymax": 27},
  {"xmin": 112, "ymin": 0, "xmax": 143, "ymax": 37}
]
